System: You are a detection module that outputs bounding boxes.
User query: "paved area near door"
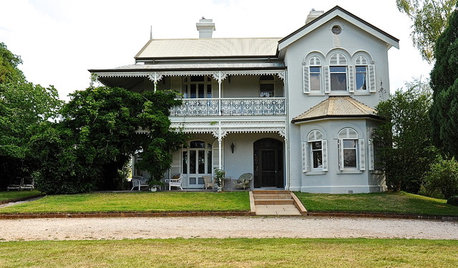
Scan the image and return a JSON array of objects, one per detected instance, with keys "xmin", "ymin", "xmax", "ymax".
[{"xmin": 0, "ymin": 216, "xmax": 456, "ymax": 241}]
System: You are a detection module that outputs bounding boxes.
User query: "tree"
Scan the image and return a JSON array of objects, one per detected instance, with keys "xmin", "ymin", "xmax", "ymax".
[
  {"xmin": 429, "ymin": 8, "xmax": 458, "ymax": 157},
  {"xmin": 34, "ymin": 86, "xmax": 185, "ymax": 193},
  {"xmin": 396, "ymin": 0, "xmax": 457, "ymax": 62},
  {"xmin": 0, "ymin": 82, "xmax": 62, "ymax": 189},
  {"xmin": 373, "ymin": 80, "xmax": 438, "ymax": 192},
  {"xmin": 0, "ymin": 42, "xmax": 25, "ymax": 84}
]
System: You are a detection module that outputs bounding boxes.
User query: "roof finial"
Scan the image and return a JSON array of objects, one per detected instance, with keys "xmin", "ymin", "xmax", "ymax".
[{"xmin": 149, "ymin": 25, "xmax": 152, "ymax": 40}]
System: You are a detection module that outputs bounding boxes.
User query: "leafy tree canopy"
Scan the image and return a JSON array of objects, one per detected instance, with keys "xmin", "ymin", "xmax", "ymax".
[
  {"xmin": 0, "ymin": 42, "xmax": 25, "ymax": 84},
  {"xmin": 374, "ymin": 79, "xmax": 438, "ymax": 192},
  {"xmin": 396, "ymin": 0, "xmax": 457, "ymax": 62},
  {"xmin": 429, "ymin": 8, "xmax": 458, "ymax": 157}
]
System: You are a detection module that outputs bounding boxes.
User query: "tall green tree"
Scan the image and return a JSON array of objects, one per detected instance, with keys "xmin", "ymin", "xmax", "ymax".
[
  {"xmin": 0, "ymin": 43, "xmax": 62, "ymax": 188},
  {"xmin": 429, "ymin": 8, "xmax": 458, "ymax": 157},
  {"xmin": 396, "ymin": 0, "xmax": 457, "ymax": 62},
  {"xmin": 34, "ymin": 86, "xmax": 185, "ymax": 193},
  {"xmin": 0, "ymin": 42, "xmax": 25, "ymax": 84},
  {"xmin": 373, "ymin": 80, "xmax": 437, "ymax": 192}
]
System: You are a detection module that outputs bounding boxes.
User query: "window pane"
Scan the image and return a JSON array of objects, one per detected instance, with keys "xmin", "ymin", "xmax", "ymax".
[
  {"xmin": 182, "ymin": 151, "xmax": 188, "ymax": 174},
  {"xmin": 190, "ymin": 151, "xmax": 196, "ymax": 174},
  {"xmin": 344, "ymin": 149, "xmax": 357, "ymax": 168},
  {"xmin": 331, "ymin": 73, "xmax": 347, "ymax": 91},
  {"xmin": 206, "ymin": 84, "xmax": 212, "ymax": 98},
  {"xmin": 356, "ymin": 66, "xmax": 367, "ymax": 90},
  {"xmin": 198, "ymin": 84, "xmax": 204, "ymax": 98},
  {"xmin": 198, "ymin": 150, "xmax": 205, "ymax": 174},
  {"xmin": 190, "ymin": 84, "xmax": 196, "ymax": 98},
  {"xmin": 310, "ymin": 73, "xmax": 321, "ymax": 91},
  {"xmin": 189, "ymin": 177, "xmax": 197, "ymax": 184},
  {"xmin": 207, "ymin": 151, "xmax": 212, "ymax": 174},
  {"xmin": 311, "ymin": 141, "xmax": 322, "ymax": 150},
  {"xmin": 310, "ymin": 66, "xmax": 321, "ymax": 73},
  {"xmin": 198, "ymin": 177, "xmax": 204, "ymax": 185},
  {"xmin": 343, "ymin": 140, "xmax": 357, "ymax": 149},
  {"xmin": 312, "ymin": 150, "xmax": 323, "ymax": 168},
  {"xmin": 330, "ymin": 66, "xmax": 346, "ymax": 73},
  {"xmin": 190, "ymin": 141, "xmax": 205, "ymax": 148}
]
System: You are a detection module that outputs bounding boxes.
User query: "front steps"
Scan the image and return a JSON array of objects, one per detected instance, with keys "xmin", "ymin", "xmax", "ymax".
[{"xmin": 250, "ymin": 190, "xmax": 307, "ymax": 216}]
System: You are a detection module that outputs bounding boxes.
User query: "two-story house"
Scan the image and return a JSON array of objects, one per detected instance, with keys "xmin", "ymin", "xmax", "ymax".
[{"xmin": 89, "ymin": 6, "xmax": 399, "ymax": 193}]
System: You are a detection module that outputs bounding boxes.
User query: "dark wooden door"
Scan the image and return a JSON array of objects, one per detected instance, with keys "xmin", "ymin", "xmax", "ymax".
[{"xmin": 254, "ymin": 139, "xmax": 283, "ymax": 188}]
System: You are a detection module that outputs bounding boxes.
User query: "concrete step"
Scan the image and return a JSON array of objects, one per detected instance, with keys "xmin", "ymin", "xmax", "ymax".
[
  {"xmin": 255, "ymin": 199, "xmax": 294, "ymax": 205},
  {"xmin": 252, "ymin": 190, "xmax": 290, "ymax": 194},
  {"xmin": 253, "ymin": 194, "xmax": 292, "ymax": 200}
]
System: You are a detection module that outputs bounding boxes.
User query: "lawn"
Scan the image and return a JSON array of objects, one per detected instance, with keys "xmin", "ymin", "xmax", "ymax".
[
  {"xmin": 295, "ymin": 191, "xmax": 458, "ymax": 216},
  {"xmin": 0, "ymin": 238, "xmax": 456, "ymax": 267},
  {"xmin": 0, "ymin": 190, "xmax": 42, "ymax": 203},
  {"xmin": 0, "ymin": 191, "xmax": 249, "ymax": 214}
]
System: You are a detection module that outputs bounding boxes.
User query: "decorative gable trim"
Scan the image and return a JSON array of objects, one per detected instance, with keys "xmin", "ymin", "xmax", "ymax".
[{"xmin": 278, "ymin": 5, "xmax": 399, "ymax": 51}]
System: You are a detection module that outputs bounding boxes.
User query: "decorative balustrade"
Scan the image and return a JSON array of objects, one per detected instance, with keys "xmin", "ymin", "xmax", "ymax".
[{"xmin": 170, "ymin": 97, "xmax": 286, "ymax": 116}]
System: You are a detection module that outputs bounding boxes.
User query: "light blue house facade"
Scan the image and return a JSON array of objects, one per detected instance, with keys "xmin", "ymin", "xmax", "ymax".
[{"xmin": 90, "ymin": 6, "xmax": 399, "ymax": 193}]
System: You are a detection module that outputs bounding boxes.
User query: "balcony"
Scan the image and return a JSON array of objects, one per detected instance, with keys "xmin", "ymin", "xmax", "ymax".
[{"xmin": 170, "ymin": 97, "xmax": 286, "ymax": 117}]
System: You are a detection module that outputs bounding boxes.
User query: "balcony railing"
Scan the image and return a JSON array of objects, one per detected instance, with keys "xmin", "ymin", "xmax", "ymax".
[{"xmin": 170, "ymin": 97, "xmax": 286, "ymax": 116}]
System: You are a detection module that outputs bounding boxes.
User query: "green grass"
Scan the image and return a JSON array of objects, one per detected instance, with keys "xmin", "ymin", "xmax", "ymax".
[
  {"xmin": 0, "ymin": 191, "xmax": 249, "ymax": 214},
  {"xmin": 0, "ymin": 190, "xmax": 41, "ymax": 202},
  {"xmin": 295, "ymin": 191, "xmax": 458, "ymax": 216},
  {"xmin": 0, "ymin": 238, "xmax": 456, "ymax": 267}
]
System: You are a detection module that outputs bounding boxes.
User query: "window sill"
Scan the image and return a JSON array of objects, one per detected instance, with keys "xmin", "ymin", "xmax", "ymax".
[
  {"xmin": 337, "ymin": 170, "xmax": 363, "ymax": 174},
  {"xmin": 353, "ymin": 91, "xmax": 372, "ymax": 96},
  {"xmin": 305, "ymin": 92, "xmax": 325, "ymax": 96},
  {"xmin": 328, "ymin": 91, "xmax": 350, "ymax": 96},
  {"xmin": 305, "ymin": 170, "xmax": 327, "ymax": 176}
]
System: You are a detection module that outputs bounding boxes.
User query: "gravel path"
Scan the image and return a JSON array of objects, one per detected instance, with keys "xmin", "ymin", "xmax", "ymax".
[{"xmin": 0, "ymin": 216, "xmax": 457, "ymax": 241}]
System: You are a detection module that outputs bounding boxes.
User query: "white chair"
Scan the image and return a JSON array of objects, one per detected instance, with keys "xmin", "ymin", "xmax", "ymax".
[
  {"xmin": 202, "ymin": 175, "xmax": 214, "ymax": 189},
  {"xmin": 130, "ymin": 176, "xmax": 149, "ymax": 191},
  {"xmin": 167, "ymin": 174, "xmax": 183, "ymax": 191}
]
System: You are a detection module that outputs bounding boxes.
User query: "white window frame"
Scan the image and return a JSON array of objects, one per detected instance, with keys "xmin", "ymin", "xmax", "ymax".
[
  {"xmin": 182, "ymin": 140, "xmax": 213, "ymax": 187},
  {"xmin": 337, "ymin": 128, "xmax": 365, "ymax": 171},
  {"xmin": 355, "ymin": 65, "xmax": 368, "ymax": 91},
  {"xmin": 305, "ymin": 130, "xmax": 328, "ymax": 172},
  {"xmin": 182, "ymin": 76, "xmax": 212, "ymax": 99}
]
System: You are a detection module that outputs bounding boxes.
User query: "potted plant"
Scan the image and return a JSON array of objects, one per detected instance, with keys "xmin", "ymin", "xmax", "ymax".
[
  {"xmin": 149, "ymin": 179, "xmax": 164, "ymax": 192},
  {"xmin": 214, "ymin": 168, "xmax": 225, "ymax": 192}
]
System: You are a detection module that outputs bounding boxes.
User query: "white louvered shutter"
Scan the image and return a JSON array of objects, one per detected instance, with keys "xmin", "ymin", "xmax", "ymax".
[
  {"xmin": 338, "ymin": 139, "xmax": 343, "ymax": 171},
  {"xmin": 324, "ymin": 66, "xmax": 330, "ymax": 93},
  {"xmin": 348, "ymin": 65, "xmax": 355, "ymax": 93},
  {"xmin": 368, "ymin": 139, "xmax": 375, "ymax": 171},
  {"xmin": 359, "ymin": 139, "xmax": 366, "ymax": 171},
  {"xmin": 302, "ymin": 141, "xmax": 308, "ymax": 173},
  {"xmin": 303, "ymin": 65, "xmax": 310, "ymax": 93},
  {"xmin": 368, "ymin": 64, "xmax": 376, "ymax": 93},
  {"xmin": 322, "ymin": 140, "xmax": 328, "ymax": 171}
]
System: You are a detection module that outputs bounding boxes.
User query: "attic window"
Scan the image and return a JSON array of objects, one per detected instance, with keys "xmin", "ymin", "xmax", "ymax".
[{"xmin": 332, "ymin": 25, "xmax": 342, "ymax": 35}]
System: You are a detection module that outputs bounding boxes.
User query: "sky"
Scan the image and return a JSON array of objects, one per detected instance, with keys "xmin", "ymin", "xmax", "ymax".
[{"xmin": 1, "ymin": 0, "xmax": 432, "ymax": 101}]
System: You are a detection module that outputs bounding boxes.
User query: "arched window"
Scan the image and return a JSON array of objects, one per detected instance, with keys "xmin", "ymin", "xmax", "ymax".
[
  {"xmin": 182, "ymin": 140, "xmax": 212, "ymax": 186},
  {"xmin": 303, "ymin": 54, "xmax": 324, "ymax": 94},
  {"xmin": 351, "ymin": 53, "xmax": 377, "ymax": 93},
  {"xmin": 329, "ymin": 52, "xmax": 348, "ymax": 92},
  {"xmin": 302, "ymin": 130, "xmax": 328, "ymax": 172},
  {"xmin": 337, "ymin": 128, "xmax": 365, "ymax": 171}
]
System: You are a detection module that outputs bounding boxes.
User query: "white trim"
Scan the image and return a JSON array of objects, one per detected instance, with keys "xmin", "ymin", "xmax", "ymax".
[{"xmin": 278, "ymin": 8, "xmax": 399, "ymax": 50}]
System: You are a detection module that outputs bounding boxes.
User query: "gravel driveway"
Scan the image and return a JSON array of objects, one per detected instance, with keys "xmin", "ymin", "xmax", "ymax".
[{"xmin": 0, "ymin": 216, "xmax": 457, "ymax": 241}]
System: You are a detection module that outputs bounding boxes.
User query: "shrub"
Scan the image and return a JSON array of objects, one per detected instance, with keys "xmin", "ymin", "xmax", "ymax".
[
  {"xmin": 447, "ymin": 196, "xmax": 458, "ymax": 206},
  {"xmin": 423, "ymin": 157, "xmax": 458, "ymax": 199}
]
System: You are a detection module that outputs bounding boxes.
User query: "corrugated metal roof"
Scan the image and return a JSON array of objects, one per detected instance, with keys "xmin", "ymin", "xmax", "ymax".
[
  {"xmin": 90, "ymin": 61, "xmax": 285, "ymax": 72},
  {"xmin": 135, "ymin": 38, "xmax": 280, "ymax": 59},
  {"xmin": 292, "ymin": 96, "xmax": 380, "ymax": 123}
]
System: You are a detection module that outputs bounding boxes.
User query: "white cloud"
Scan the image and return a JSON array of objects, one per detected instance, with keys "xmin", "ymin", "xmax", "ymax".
[{"xmin": 0, "ymin": 0, "xmax": 432, "ymax": 100}]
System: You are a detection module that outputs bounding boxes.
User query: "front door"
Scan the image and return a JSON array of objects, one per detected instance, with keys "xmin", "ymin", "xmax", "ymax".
[
  {"xmin": 254, "ymin": 138, "xmax": 284, "ymax": 188},
  {"xmin": 182, "ymin": 141, "xmax": 212, "ymax": 188}
]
